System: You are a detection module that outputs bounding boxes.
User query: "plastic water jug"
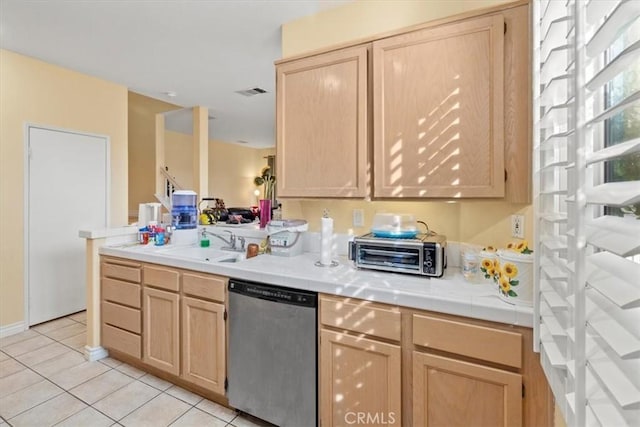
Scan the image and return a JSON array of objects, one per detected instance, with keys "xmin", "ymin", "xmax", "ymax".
[{"xmin": 171, "ymin": 190, "xmax": 197, "ymax": 229}]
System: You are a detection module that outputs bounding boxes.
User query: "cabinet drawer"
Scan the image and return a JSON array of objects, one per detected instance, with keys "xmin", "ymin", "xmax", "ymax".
[
  {"xmin": 102, "ymin": 261, "xmax": 141, "ymax": 283},
  {"xmin": 320, "ymin": 295, "xmax": 401, "ymax": 342},
  {"xmin": 102, "ymin": 278, "xmax": 141, "ymax": 308},
  {"xmin": 102, "ymin": 301, "xmax": 141, "ymax": 334},
  {"xmin": 182, "ymin": 272, "xmax": 227, "ymax": 302},
  {"xmin": 143, "ymin": 265, "xmax": 179, "ymax": 292},
  {"xmin": 102, "ymin": 324, "xmax": 141, "ymax": 359},
  {"xmin": 413, "ymin": 314, "xmax": 522, "ymax": 368}
]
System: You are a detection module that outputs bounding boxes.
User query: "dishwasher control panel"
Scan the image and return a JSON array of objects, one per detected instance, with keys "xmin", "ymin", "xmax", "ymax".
[{"xmin": 229, "ymin": 280, "xmax": 317, "ymax": 307}]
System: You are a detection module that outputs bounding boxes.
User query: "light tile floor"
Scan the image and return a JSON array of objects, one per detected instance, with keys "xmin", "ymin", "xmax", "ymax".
[{"xmin": 0, "ymin": 312, "xmax": 272, "ymax": 427}]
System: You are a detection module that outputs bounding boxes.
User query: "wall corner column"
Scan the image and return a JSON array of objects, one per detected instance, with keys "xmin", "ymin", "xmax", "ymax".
[
  {"xmin": 193, "ymin": 106, "xmax": 209, "ymax": 198},
  {"xmin": 155, "ymin": 113, "xmax": 166, "ymax": 200}
]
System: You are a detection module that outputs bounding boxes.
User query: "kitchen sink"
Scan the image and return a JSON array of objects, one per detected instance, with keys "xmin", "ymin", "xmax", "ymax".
[
  {"xmin": 157, "ymin": 245, "xmax": 244, "ymax": 263},
  {"xmin": 217, "ymin": 257, "xmax": 241, "ymax": 263}
]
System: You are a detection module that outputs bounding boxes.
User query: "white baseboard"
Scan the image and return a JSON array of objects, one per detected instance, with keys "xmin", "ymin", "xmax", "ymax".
[
  {"xmin": 0, "ymin": 321, "xmax": 27, "ymax": 338},
  {"xmin": 84, "ymin": 345, "xmax": 108, "ymax": 362}
]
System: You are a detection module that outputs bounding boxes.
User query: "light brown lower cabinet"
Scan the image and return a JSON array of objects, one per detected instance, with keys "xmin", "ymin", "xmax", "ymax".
[
  {"xmin": 319, "ymin": 294, "xmax": 553, "ymax": 427},
  {"xmin": 143, "ymin": 286, "xmax": 180, "ymax": 376},
  {"xmin": 319, "ymin": 295, "xmax": 402, "ymax": 426},
  {"xmin": 135, "ymin": 263, "xmax": 228, "ymax": 394},
  {"xmin": 100, "ymin": 257, "xmax": 142, "ymax": 359},
  {"xmin": 320, "ymin": 329, "xmax": 402, "ymax": 427},
  {"xmin": 99, "ymin": 259, "xmax": 230, "ymax": 398},
  {"xmin": 181, "ymin": 296, "xmax": 226, "ymax": 394},
  {"xmin": 412, "ymin": 352, "xmax": 522, "ymax": 427}
]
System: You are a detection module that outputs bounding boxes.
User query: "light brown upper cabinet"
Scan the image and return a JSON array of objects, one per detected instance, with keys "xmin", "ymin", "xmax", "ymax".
[
  {"xmin": 276, "ymin": 3, "xmax": 530, "ymax": 202},
  {"xmin": 276, "ymin": 46, "xmax": 368, "ymax": 198},
  {"xmin": 373, "ymin": 15, "xmax": 505, "ymax": 198}
]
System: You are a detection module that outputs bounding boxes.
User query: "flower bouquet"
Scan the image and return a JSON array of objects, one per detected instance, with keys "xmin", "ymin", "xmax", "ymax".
[
  {"xmin": 254, "ymin": 166, "xmax": 275, "ymax": 200},
  {"xmin": 254, "ymin": 166, "xmax": 275, "ymax": 228}
]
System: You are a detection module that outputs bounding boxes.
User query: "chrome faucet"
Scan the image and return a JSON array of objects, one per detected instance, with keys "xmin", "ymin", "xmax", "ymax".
[{"xmin": 201, "ymin": 229, "xmax": 245, "ymax": 252}]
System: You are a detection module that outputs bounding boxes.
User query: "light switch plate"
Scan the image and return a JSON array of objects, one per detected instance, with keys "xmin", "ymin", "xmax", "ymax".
[{"xmin": 353, "ymin": 209, "xmax": 365, "ymax": 227}]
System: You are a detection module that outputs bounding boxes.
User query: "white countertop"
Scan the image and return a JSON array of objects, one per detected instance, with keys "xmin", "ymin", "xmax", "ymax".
[{"xmin": 100, "ymin": 241, "xmax": 533, "ymax": 327}]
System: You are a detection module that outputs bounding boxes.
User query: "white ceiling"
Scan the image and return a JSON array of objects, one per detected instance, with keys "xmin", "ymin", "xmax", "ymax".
[{"xmin": 0, "ymin": 0, "xmax": 349, "ymax": 148}]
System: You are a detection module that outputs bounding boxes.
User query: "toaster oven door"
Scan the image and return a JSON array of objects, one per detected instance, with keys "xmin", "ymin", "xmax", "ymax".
[{"xmin": 356, "ymin": 244, "xmax": 422, "ymax": 273}]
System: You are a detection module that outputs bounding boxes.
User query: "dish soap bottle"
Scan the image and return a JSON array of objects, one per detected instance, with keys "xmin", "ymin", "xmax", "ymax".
[{"xmin": 200, "ymin": 229, "xmax": 210, "ymax": 247}]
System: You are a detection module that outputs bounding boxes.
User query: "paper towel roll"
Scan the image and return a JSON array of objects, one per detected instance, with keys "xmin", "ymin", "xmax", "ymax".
[{"xmin": 320, "ymin": 216, "xmax": 333, "ymax": 266}]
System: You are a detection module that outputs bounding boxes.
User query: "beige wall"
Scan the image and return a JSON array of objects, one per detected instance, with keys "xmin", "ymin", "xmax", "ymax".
[
  {"xmin": 284, "ymin": 200, "xmax": 531, "ymax": 248},
  {"xmin": 128, "ymin": 92, "xmax": 179, "ymax": 214},
  {"xmin": 129, "ymin": 95, "xmax": 273, "ymax": 214},
  {"xmin": 161, "ymin": 133, "xmax": 274, "ymax": 209},
  {"xmin": 280, "ymin": 0, "xmax": 533, "ymax": 247},
  {"xmin": 0, "ymin": 49, "xmax": 128, "ymax": 327},
  {"xmin": 165, "ymin": 130, "xmax": 195, "ymax": 190},
  {"xmin": 282, "ymin": 0, "xmax": 515, "ymax": 57},
  {"xmin": 209, "ymin": 142, "xmax": 275, "ymax": 208}
]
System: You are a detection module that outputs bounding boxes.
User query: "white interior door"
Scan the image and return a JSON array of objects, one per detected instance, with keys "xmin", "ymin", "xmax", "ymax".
[{"xmin": 28, "ymin": 126, "xmax": 108, "ymax": 326}]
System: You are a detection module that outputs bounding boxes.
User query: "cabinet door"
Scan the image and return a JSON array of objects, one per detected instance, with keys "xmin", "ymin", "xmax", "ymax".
[
  {"xmin": 373, "ymin": 15, "xmax": 504, "ymax": 198},
  {"xmin": 320, "ymin": 329, "xmax": 401, "ymax": 427},
  {"xmin": 413, "ymin": 351, "xmax": 522, "ymax": 427},
  {"xmin": 181, "ymin": 296, "xmax": 226, "ymax": 394},
  {"xmin": 143, "ymin": 287, "xmax": 180, "ymax": 376},
  {"xmin": 276, "ymin": 46, "xmax": 368, "ymax": 198}
]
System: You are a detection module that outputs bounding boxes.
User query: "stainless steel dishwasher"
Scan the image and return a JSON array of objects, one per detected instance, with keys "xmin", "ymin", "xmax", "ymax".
[{"xmin": 228, "ymin": 279, "xmax": 317, "ymax": 427}]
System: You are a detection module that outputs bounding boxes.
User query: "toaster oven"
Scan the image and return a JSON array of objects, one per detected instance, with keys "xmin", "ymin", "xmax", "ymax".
[{"xmin": 348, "ymin": 233, "xmax": 447, "ymax": 277}]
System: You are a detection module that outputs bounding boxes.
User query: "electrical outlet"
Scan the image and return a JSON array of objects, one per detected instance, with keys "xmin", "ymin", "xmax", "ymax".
[
  {"xmin": 353, "ymin": 209, "xmax": 365, "ymax": 227},
  {"xmin": 511, "ymin": 215, "xmax": 525, "ymax": 239}
]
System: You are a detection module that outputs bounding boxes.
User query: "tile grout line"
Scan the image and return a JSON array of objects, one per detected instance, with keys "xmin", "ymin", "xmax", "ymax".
[
  {"xmin": 4, "ymin": 314, "xmax": 254, "ymax": 427},
  {"xmin": 3, "ymin": 368, "xmax": 72, "ymax": 423},
  {"xmin": 1, "ymin": 316, "xmax": 97, "ymax": 425}
]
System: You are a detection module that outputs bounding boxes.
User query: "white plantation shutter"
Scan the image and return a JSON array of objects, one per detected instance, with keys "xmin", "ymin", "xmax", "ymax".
[{"xmin": 534, "ymin": 1, "xmax": 640, "ymax": 426}]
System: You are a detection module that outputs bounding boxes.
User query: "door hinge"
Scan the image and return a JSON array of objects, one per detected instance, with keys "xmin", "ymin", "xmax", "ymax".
[
  {"xmin": 504, "ymin": 22, "xmax": 507, "ymax": 34},
  {"xmin": 224, "ymin": 309, "xmax": 227, "ymax": 321},
  {"xmin": 505, "ymin": 169, "xmax": 508, "ymax": 182},
  {"xmin": 522, "ymin": 384, "xmax": 525, "ymax": 398},
  {"xmin": 225, "ymin": 377, "xmax": 228, "ymax": 391}
]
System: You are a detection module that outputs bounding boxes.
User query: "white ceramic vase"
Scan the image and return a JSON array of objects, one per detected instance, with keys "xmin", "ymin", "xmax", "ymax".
[{"xmin": 496, "ymin": 249, "xmax": 533, "ymax": 306}]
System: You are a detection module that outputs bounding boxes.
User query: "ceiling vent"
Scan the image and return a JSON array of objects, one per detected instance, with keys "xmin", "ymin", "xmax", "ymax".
[{"xmin": 235, "ymin": 87, "xmax": 268, "ymax": 97}]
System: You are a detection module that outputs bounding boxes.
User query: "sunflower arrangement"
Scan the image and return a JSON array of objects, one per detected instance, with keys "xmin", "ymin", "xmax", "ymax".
[{"xmin": 254, "ymin": 166, "xmax": 276, "ymax": 200}]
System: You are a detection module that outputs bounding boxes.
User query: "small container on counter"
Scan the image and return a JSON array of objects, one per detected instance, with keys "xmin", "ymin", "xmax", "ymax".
[
  {"xmin": 462, "ymin": 252, "xmax": 479, "ymax": 281},
  {"xmin": 154, "ymin": 227, "xmax": 166, "ymax": 246},
  {"xmin": 246, "ymin": 243, "xmax": 259, "ymax": 259},
  {"xmin": 460, "ymin": 243, "xmax": 481, "ymax": 282},
  {"xmin": 139, "ymin": 227, "xmax": 150, "ymax": 245},
  {"xmin": 148, "ymin": 221, "xmax": 158, "ymax": 242}
]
